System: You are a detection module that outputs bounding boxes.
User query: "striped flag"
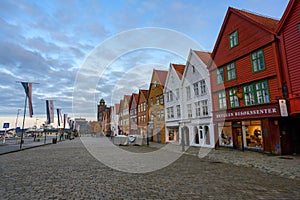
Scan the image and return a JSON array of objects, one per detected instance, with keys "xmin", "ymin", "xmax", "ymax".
[
  {"xmin": 46, "ymin": 100, "xmax": 54, "ymax": 124},
  {"xmin": 21, "ymin": 82, "xmax": 33, "ymax": 117},
  {"xmin": 57, "ymin": 108, "xmax": 62, "ymax": 126}
]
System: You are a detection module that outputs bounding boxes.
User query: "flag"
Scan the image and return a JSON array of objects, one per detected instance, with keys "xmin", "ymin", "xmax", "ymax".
[
  {"xmin": 63, "ymin": 114, "xmax": 68, "ymax": 129},
  {"xmin": 21, "ymin": 82, "xmax": 33, "ymax": 117},
  {"xmin": 57, "ymin": 108, "xmax": 62, "ymax": 126},
  {"xmin": 46, "ymin": 100, "xmax": 54, "ymax": 124}
]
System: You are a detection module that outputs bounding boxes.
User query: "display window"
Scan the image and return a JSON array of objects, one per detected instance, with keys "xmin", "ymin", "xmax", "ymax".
[
  {"xmin": 242, "ymin": 120, "xmax": 263, "ymax": 149},
  {"xmin": 218, "ymin": 122, "xmax": 233, "ymax": 146}
]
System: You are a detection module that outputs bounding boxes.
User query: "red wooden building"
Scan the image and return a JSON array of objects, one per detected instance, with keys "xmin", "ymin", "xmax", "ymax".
[
  {"xmin": 209, "ymin": 7, "xmax": 288, "ymax": 154},
  {"xmin": 276, "ymin": 0, "xmax": 300, "ymax": 154},
  {"xmin": 129, "ymin": 93, "xmax": 139, "ymax": 135}
]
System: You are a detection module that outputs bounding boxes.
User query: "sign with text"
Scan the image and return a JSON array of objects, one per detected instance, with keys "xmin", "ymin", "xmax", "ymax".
[
  {"xmin": 279, "ymin": 99, "xmax": 288, "ymax": 117},
  {"xmin": 214, "ymin": 104, "xmax": 281, "ymax": 121}
]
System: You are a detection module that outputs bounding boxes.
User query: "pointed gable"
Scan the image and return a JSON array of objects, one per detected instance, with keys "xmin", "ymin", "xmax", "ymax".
[
  {"xmin": 193, "ymin": 51, "xmax": 212, "ymax": 67},
  {"xmin": 154, "ymin": 69, "xmax": 168, "ymax": 87},
  {"xmin": 211, "ymin": 7, "xmax": 279, "ymax": 67},
  {"xmin": 276, "ymin": 0, "xmax": 299, "ymax": 33},
  {"xmin": 171, "ymin": 64, "xmax": 185, "ymax": 80},
  {"xmin": 115, "ymin": 104, "xmax": 120, "ymax": 114}
]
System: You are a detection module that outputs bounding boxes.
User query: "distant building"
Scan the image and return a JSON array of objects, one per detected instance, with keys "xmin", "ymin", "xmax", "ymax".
[
  {"xmin": 97, "ymin": 98, "xmax": 107, "ymax": 122},
  {"xmin": 75, "ymin": 118, "xmax": 88, "ymax": 134}
]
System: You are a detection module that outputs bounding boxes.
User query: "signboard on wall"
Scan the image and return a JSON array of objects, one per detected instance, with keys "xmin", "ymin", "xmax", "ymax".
[{"xmin": 279, "ymin": 99, "xmax": 288, "ymax": 117}]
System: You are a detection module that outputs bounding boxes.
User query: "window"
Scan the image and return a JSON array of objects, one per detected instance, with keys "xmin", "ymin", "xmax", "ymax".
[
  {"xmin": 176, "ymin": 105, "xmax": 181, "ymax": 118},
  {"xmin": 251, "ymin": 49, "xmax": 265, "ymax": 72},
  {"xmin": 195, "ymin": 101, "xmax": 201, "ymax": 117},
  {"xmin": 187, "ymin": 104, "xmax": 192, "ymax": 118},
  {"xmin": 202, "ymin": 100, "xmax": 208, "ymax": 116},
  {"xmin": 161, "ymin": 110, "xmax": 164, "ymax": 120},
  {"xmin": 228, "ymin": 88, "xmax": 239, "ymax": 108},
  {"xmin": 150, "ymin": 98, "xmax": 153, "ymax": 106},
  {"xmin": 205, "ymin": 126, "xmax": 210, "ymax": 145},
  {"xmin": 186, "ymin": 86, "xmax": 191, "ymax": 99},
  {"xmin": 157, "ymin": 111, "xmax": 160, "ymax": 121},
  {"xmin": 256, "ymin": 81, "xmax": 270, "ymax": 104},
  {"xmin": 167, "ymin": 107, "xmax": 173, "ymax": 119},
  {"xmin": 192, "ymin": 65, "xmax": 195, "ymax": 73},
  {"xmin": 229, "ymin": 30, "xmax": 238, "ymax": 48},
  {"xmin": 143, "ymin": 102, "xmax": 147, "ymax": 111},
  {"xmin": 175, "ymin": 88, "xmax": 179, "ymax": 100},
  {"xmin": 200, "ymin": 80, "xmax": 206, "ymax": 95},
  {"xmin": 199, "ymin": 126, "xmax": 203, "ymax": 139},
  {"xmin": 156, "ymin": 96, "xmax": 159, "ymax": 105},
  {"xmin": 193, "ymin": 82, "xmax": 199, "ymax": 96},
  {"xmin": 243, "ymin": 80, "xmax": 270, "ymax": 105},
  {"xmin": 243, "ymin": 85, "xmax": 255, "ymax": 106},
  {"xmin": 226, "ymin": 62, "xmax": 236, "ymax": 81},
  {"xmin": 217, "ymin": 67, "xmax": 224, "ymax": 84},
  {"xmin": 159, "ymin": 94, "xmax": 164, "ymax": 104},
  {"xmin": 166, "ymin": 91, "xmax": 169, "ymax": 102},
  {"xmin": 169, "ymin": 91, "xmax": 173, "ymax": 102},
  {"xmin": 298, "ymin": 23, "xmax": 300, "ymax": 33},
  {"xmin": 194, "ymin": 127, "xmax": 199, "ymax": 144},
  {"xmin": 218, "ymin": 90, "xmax": 227, "ymax": 110}
]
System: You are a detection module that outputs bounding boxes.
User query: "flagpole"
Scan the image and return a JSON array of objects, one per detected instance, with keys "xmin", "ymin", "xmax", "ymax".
[{"xmin": 20, "ymin": 94, "xmax": 27, "ymax": 149}]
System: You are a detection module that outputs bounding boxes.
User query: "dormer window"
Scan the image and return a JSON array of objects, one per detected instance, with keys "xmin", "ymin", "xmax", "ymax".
[{"xmin": 229, "ymin": 30, "xmax": 238, "ymax": 48}]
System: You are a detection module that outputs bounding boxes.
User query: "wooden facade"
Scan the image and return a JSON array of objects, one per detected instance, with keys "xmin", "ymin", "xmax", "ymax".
[
  {"xmin": 122, "ymin": 95, "xmax": 131, "ymax": 135},
  {"xmin": 129, "ymin": 93, "xmax": 139, "ymax": 135},
  {"xmin": 210, "ymin": 7, "xmax": 285, "ymax": 154},
  {"xmin": 148, "ymin": 69, "xmax": 168, "ymax": 143},
  {"xmin": 276, "ymin": 0, "xmax": 300, "ymax": 154},
  {"xmin": 137, "ymin": 89, "xmax": 149, "ymax": 138}
]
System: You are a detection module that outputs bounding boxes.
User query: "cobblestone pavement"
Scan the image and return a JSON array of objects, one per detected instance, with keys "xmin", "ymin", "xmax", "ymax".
[{"xmin": 0, "ymin": 137, "xmax": 299, "ymax": 200}]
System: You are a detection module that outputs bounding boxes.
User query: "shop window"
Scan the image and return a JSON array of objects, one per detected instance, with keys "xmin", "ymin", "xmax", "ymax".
[
  {"xmin": 218, "ymin": 122, "xmax": 233, "ymax": 146},
  {"xmin": 169, "ymin": 129, "xmax": 175, "ymax": 141},
  {"xmin": 194, "ymin": 127, "xmax": 199, "ymax": 144},
  {"xmin": 251, "ymin": 49, "xmax": 265, "ymax": 73},
  {"xmin": 244, "ymin": 120, "xmax": 263, "ymax": 149}
]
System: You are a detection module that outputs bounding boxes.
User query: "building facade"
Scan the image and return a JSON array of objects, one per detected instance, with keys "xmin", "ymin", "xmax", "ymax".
[
  {"xmin": 210, "ymin": 7, "xmax": 286, "ymax": 154},
  {"xmin": 276, "ymin": 0, "xmax": 300, "ymax": 154},
  {"xmin": 181, "ymin": 50, "xmax": 215, "ymax": 148},
  {"xmin": 148, "ymin": 69, "xmax": 168, "ymax": 143},
  {"xmin": 137, "ymin": 89, "xmax": 149, "ymax": 138},
  {"xmin": 164, "ymin": 63, "xmax": 185, "ymax": 144},
  {"xmin": 129, "ymin": 93, "xmax": 139, "ymax": 135}
]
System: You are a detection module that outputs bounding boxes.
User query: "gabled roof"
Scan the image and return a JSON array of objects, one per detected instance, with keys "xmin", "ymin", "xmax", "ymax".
[
  {"xmin": 154, "ymin": 69, "xmax": 168, "ymax": 87},
  {"xmin": 211, "ymin": 7, "xmax": 279, "ymax": 59},
  {"xmin": 193, "ymin": 51, "xmax": 212, "ymax": 66},
  {"xmin": 276, "ymin": 0, "xmax": 297, "ymax": 33},
  {"xmin": 171, "ymin": 64, "xmax": 185, "ymax": 80},
  {"xmin": 115, "ymin": 104, "xmax": 120, "ymax": 114},
  {"xmin": 139, "ymin": 89, "xmax": 149, "ymax": 100}
]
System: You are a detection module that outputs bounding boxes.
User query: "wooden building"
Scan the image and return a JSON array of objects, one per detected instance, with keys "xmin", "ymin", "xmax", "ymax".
[
  {"xmin": 209, "ymin": 7, "xmax": 286, "ymax": 154},
  {"xmin": 129, "ymin": 93, "xmax": 139, "ymax": 135},
  {"xmin": 137, "ymin": 89, "xmax": 149, "ymax": 138},
  {"xmin": 148, "ymin": 69, "xmax": 168, "ymax": 143},
  {"xmin": 276, "ymin": 0, "xmax": 300, "ymax": 154}
]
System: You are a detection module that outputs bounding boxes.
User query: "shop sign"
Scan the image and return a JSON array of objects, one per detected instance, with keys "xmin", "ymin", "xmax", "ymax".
[
  {"xmin": 214, "ymin": 104, "xmax": 280, "ymax": 120},
  {"xmin": 279, "ymin": 99, "xmax": 288, "ymax": 117}
]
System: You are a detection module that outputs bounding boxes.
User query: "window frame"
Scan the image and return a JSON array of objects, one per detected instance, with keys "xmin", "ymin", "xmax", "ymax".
[
  {"xmin": 226, "ymin": 62, "xmax": 236, "ymax": 81},
  {"xmin": 228, "ymin": 87, "xmax": 239, "ymax": 108},
  {"xmin": 218, "ymin": 90, "xmax": 227, "ymax": 110},
  {"xmin": 229, "ymin": 30, "xmax": 238, "ymax": 48},
  {"xmin": 216, "ymin": 67, "xmax": 224, "ymax": 84},
  {"xmin": 251, "ymin": 49, "xmax": 266, "ymax": 73}
]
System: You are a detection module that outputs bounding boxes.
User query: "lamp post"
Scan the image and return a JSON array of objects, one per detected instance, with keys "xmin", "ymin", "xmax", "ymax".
[{"xmin": 15, "ymin": 109, "xmax": 21, "ymax": 135}]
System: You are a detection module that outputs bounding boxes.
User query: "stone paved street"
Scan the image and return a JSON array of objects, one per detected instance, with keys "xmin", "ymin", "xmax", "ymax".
[{"xmin": 0, "ymin": 137, "xmax": 299, "ymax": 199}]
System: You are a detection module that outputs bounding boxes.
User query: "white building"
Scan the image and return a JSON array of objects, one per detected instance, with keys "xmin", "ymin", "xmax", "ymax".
[
  {"xmin": 164, "ymin": 63, "xmax": 185, "ymax": 144},
  {"xmin": 110, "ymin": 104, "xmax": 120, "ymax": 136},
  {"xmin": 180, "ymin": 49, "xmax": 215, "ymax": 148}
]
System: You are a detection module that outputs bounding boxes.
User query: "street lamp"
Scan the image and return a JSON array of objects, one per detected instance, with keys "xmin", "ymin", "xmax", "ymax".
[{"xmin": 15, "ymin": 109, "xmax": 21, "ymax": 134}]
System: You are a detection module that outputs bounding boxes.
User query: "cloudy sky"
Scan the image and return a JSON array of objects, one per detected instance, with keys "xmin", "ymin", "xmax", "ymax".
[{"xmin": 0, "ymin": 0, "xmax": 289, "ymax": 127}]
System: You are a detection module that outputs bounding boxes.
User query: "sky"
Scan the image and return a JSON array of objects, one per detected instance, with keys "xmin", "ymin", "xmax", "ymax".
[{"xmin": 0, "ymin": 0, "xmax": 289, "ymax": 129}]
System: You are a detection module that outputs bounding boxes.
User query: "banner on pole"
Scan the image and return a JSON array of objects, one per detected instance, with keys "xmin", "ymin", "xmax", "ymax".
[
  {"xmin": 46, "ymin": 100, "xmax": 54, "ymax": 124},
  {"xmin": 21, "ymin": 82, "xmax": 33, "ymax": 117}
]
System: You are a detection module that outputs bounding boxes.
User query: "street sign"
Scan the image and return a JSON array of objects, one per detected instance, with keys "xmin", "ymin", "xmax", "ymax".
[{"xmin": 3, "ymin": 123, "xmax": 9, "ymax": 128}]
